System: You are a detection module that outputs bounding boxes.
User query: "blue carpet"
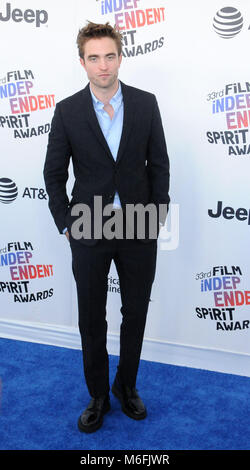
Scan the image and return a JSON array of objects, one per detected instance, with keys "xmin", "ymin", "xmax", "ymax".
[{"xmin": 0, "ymin": 337, "xmax": 249, "ymax": 450}]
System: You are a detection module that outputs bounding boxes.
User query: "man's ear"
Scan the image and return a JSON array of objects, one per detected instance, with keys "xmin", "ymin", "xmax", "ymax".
[{"xmin": 80, "ymin": 58, "xmax": 85, "ymax": 70}]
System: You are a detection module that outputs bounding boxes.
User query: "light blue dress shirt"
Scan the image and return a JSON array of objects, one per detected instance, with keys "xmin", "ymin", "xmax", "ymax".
[{"xmin": 90, "ymin": 81, "xmax": 123, "ymax": 209}]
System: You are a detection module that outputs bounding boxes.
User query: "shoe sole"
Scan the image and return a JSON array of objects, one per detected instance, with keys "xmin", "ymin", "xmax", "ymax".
[
  {"xmin": 77, "ymin": 401, "xmax": 111, "ymax": 433},
  {"xmin": 112, "ymin": 385, "xmax": 147, "ymax": 420}
]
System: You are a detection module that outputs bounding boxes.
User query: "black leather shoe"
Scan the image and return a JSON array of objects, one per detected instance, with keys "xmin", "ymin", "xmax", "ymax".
[
  {"xmin": 77, "ymin": 395, "xmax": 110, "ymax": 433},
  {"xmin": 112, "ymin": 375, "xmax": 147, "ymax": 420}
]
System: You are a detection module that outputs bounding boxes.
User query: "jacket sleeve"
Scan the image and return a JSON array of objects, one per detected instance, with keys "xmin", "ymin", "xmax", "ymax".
[
  {"xmin": 147, "ymin": 95, "xmax": 170, "ymax": 226},
  {"xmin": 43, "ymin": 103, "xmax": 72, "ymax": 234}
]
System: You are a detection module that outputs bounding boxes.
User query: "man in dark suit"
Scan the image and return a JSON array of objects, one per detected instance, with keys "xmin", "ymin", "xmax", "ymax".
[{"xmin": 44, "ymin": 21, "xmax": 170, "ymax": 433}]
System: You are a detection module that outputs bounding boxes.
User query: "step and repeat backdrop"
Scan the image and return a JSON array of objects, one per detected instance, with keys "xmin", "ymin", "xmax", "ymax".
[{"xmin": 1, "ymin": 0, "xmax": 250, "ymax": 374}]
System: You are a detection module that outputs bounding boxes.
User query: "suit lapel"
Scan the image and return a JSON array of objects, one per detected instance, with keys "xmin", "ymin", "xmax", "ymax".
[
  {"xmin": 116, "ymin": 81, "xmax": 135, "ymax": 165},
  {"xmin": 82, "ymin": 84, "xmax": 115, "ymax": 164},
  {"xmin": 82, "ymin": 81, "xmax": 135, "ymax": 165}
]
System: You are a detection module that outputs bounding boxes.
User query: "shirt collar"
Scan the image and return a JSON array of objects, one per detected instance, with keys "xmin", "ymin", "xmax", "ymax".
[{"xmin": 90, "ymin": 81, "xmax": 123, "ymax": 112}]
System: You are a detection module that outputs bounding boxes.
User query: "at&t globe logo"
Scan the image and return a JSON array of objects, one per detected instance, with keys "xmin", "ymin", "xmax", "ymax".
[
  {"xmin": 213, "ymin": 7, "xmax": 243, "ymax": 38},
  {"xmin": 0, "ymin": 178, "xmax": 18, "ymax": 203}
]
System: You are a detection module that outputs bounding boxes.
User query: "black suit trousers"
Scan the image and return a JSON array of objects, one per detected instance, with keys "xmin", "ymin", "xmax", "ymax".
[{"xmin": 69, "ymin": 228, "xmax": 157, "ymax": 398}]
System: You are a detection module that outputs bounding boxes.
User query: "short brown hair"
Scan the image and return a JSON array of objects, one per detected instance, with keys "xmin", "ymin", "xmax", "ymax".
[{"xmin": 76, "ymin": 21, "xmax": 123, "ymax": 59}]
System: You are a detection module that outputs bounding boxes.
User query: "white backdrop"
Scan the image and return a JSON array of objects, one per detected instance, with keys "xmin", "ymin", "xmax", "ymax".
[{"xmin": 1, "ymin": 0, "xmax": 250, "ymax": 376}]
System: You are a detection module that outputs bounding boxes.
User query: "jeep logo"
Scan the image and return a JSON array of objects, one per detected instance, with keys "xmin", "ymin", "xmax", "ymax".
[
  {"xmin": 208, "ymin": 201, "xmax": 250, "ymax": 225},
  {"xmin": 0, "ymin": 3, "xmax": 48, "ymax": 27}
]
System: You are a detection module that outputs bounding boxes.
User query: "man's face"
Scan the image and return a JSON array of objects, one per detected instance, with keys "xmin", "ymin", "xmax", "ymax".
[{"xmin": 80, "ymin": 37, "xmax": 122, "ymax": 91}]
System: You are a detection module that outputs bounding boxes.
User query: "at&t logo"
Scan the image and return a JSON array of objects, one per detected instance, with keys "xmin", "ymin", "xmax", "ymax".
[
  {"xmin": 0, "ymin": 177, "xmax": 47, "ymax": 204},
  {"xmin": 213, "ymin": 6, "xmax": 244, "ymax": 38},
  {"xmin": 0, "ymin": 178, "xmax": 18, "ymax": 204}
]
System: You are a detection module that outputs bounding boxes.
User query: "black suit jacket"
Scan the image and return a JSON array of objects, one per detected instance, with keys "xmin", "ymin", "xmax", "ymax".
[{"xmin": 43, "ymin": 81, "xmax": 170, "ymax": 245}]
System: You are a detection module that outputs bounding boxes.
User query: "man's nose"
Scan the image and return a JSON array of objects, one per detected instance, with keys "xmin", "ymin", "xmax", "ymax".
[{"xmin": 99, "ymin": 58, "xmax": 108, "ymax": 69}]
